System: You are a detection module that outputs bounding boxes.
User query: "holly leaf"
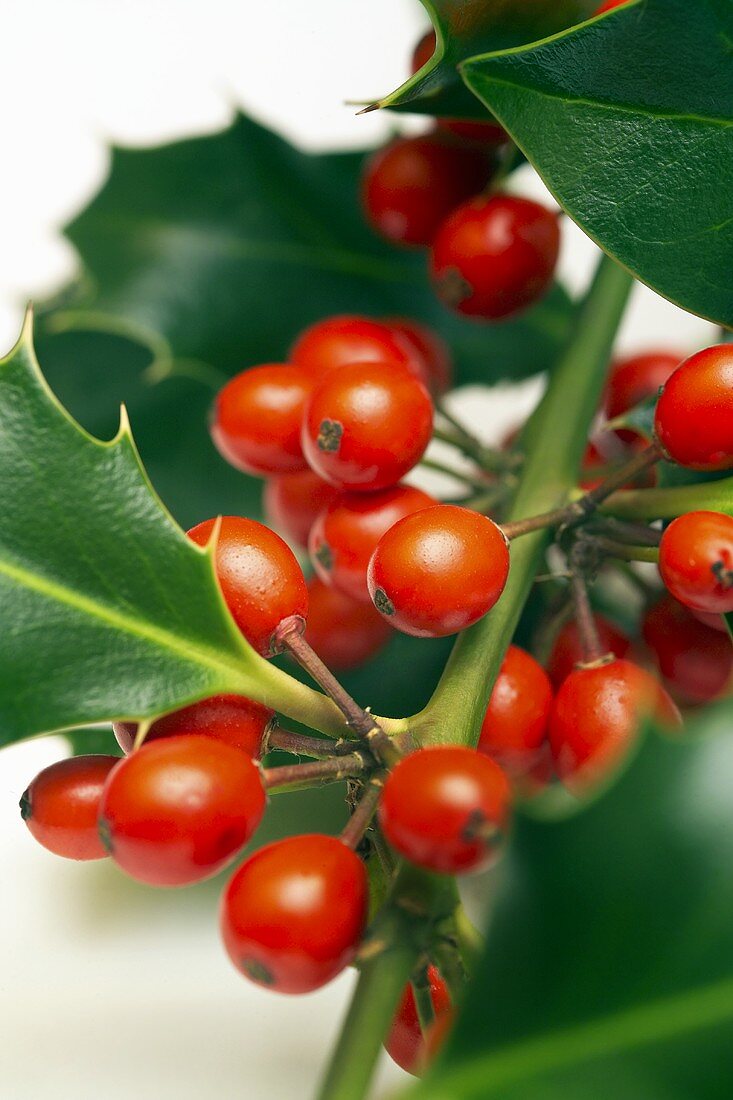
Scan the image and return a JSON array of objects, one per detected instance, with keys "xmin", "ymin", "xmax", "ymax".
[
  {"xmin": 462, "ymin": 0, "xmax": 733, "ymax": 326},
  {"xmin": 369, "ymin": 0, "xmax": 598, "ymax": 119},
  {"xmin": 42, "ymin": 113, "xmax": 572, "ymax": 409},
  {"xmin": 412, "ymin": 704, "xmax": 733, "ymax": 1098},
  {"xmin": 0, "ymin": 314, "xmax": 297, "ymax": 747}
]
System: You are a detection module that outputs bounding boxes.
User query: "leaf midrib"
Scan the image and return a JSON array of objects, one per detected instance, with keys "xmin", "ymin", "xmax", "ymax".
[
  {"xmin": 70, "ymin": 214, "xmax": 424, "ymax": 286},
  {"xmin": 0, "ymin": 552, "xmax": 247, "ymax": 684},
  {"xmin": 424, "ymin": 974, "xmax": 733, "ymax": 1095},
  {"xmin": 465, "ymin": 69, "xmax": 733, "ymax": 129}
]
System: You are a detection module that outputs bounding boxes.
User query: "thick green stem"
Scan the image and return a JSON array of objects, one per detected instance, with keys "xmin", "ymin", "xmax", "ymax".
[
  {"xmin": 602, "ymin": 475, "xmax": 733, "ymax": 521},
  {"xmin": 316, "ymin": 933, "xmax": 416, "ymax": 1100},
  {"xmin": 412, "ymin": 256, "xmax": 633, "ymax": 746}
]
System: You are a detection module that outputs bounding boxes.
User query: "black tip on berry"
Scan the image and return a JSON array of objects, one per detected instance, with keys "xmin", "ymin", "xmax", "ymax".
[
  {"xmin": 19, "ymin": 788, "xmax": 32, "ymax": 821},
  {"xmin": 317, "ymin": 419, "xmax": 343, "ymax": 453},
  {"xmin": 242, "ymin": 957, "xmax": 275, "ymax": 986},
  {"xmin": 315, "ymin": 542, "xmax": 334, "ymax": 572},
  {"xmin": 98, "ymin": 816, "xmax": 114, "ymax": 854},
  {"xmin": 373, "ymin": 588, "xmax": 395, "ymax": 617}
]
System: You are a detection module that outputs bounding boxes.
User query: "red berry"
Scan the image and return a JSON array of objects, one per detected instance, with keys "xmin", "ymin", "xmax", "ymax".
[
  {"xmin": 188, "ymin": 516, "xmax": 307, "ymax": 656},
  {"xmin": 596, "ymin": 0, "xmax": 631, "ymax": 12},
  {"xmin": 98, "ymin": 736, "xmax": 266, "ymax": 886},
  {"xmin": 113, "ymin": 694, "xmax": 273, "ymax": 757},
  {"xmin": 379, "ymin": 746, "xmax": 511, "ymax": 874},
  {"xmin": 578, "ymin": 439, "xmax": 609, "ymax": 491},
  {"xmin": 546, "ymin": 614, "xmax": 631, "ymax": 689},
  {"xmin": 387, "ymin": 318, "xmax": 453, "ymax": 396},
  {"xmin": 304, "ymin": 576, "xmax": 392, "ymax": 671},
  {"xmin": 430, "ymin": 194, "xmax": 560, "ymax": 320},
  {"xmin": 20, "ymin": 755, "xmax": 119, "ymax": 861},
  {"xmin": 210, "ymin": 364, "xmax": 311, "ymax": 476},
  {"xmin": 301, "ymin": 362, "xmax": 434, "ymax": 492},
  {"xmin": 691, "ymin": 609, "xmax": 730, "ymax": 633},
  {"xmin": 411, "ymin": 29, "xmax": 437, "ymax": 73},
  {"xmin": 362, "ymin": 133, "xmax": 492, "ymax": 248},
  {"xmin": 654, "ymin": 346, "xmax": 733, "ymax": 471},
  {"xmin": 368, "ymin": 505, "xmax": 510, "ymax": 638},
  {"xmin": 604, "ymin": 350, "xmax": 681, "ymax": 445},
  {"xmin": 549, "ymin": 658, "xmax": 681, "ymax": 793},
  {"xmin": 384, "ymin": 967, "xmax": 452, "ymax": 1076},
  {"xmin": 263, "ymin": 469, "xmax": 339, "ymax": 549},
  {"xmin": 290, "ymin": 315, "xmax": 426, "ymax": 382},
  {"xmin": 659, "ymin": 510, "xmax": 733, "ymax": 615},
  {"xmin": 220, "ymin": 834, "xmax": 368, "ymax": 993},
  {"xmin": 642, "ymin": 595, "xmax": 733, "ymax": 706},
  {"xmin": 479, "ymin": 646, "xmax": 553, "ymax": 777},
  {"xmin": 309, "ymin": 484, "xmax": 436, "ymax": 603}
]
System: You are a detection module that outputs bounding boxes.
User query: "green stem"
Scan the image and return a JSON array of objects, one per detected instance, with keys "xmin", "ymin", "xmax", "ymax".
[
  {"xmin": 412, "ymin": 967, "xmax": 437, "ymax": 1034},
  {"xmin": 602, "ymin": 475, "xmax": 733, "ymax": 521},
  {"xmin": 316, "ymin": 914, "xmax": 418, "ymax": 1100},
  {"xmin": 412, "ymin": 255, "xmax": 633, "ymax": 747}
]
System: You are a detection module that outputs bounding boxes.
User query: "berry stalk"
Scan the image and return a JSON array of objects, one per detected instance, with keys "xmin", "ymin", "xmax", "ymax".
[
  {"xmin": 275, "ymin": 616, "xmax": 401, "ymax": 766},
  {"xmin": 261, "ymin": 751, "xmax": 369, "ymax": 795}
]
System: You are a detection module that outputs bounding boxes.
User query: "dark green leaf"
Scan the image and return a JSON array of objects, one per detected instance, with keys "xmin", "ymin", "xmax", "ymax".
[
  {"xmin": 370, "ymin": 0, "xmax": 598, "ymax": 119},
  {"xmin": 0, "ymin": 317, "xmax": 316, "ymax": 746},
  {"xmin": 411, "ymin": 706, "xmax": 733, "ymax": 1098},
  {"xmin": 42, "ymin": 113, "xmax": 573, "ymax": 413},
  {"xmin": 462, "ymin": 0, "xmax": 733, "ymax": 326}
]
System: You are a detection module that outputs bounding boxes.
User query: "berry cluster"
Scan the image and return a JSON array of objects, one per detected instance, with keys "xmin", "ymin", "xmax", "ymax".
[
  {"xmin": 21, "ymin": 330, "xmax": 733, "ymax": 1075},
  {"xmin": 360, "ymin": 31, "xmax": 561, "ymax": 321},
  {"xmin": 212, "ymin": 311, "xmax": 513, "ymax": 647},
  {"xmin": 17, "ymin": 25, "xmax": 733, "ymax": 1068}
]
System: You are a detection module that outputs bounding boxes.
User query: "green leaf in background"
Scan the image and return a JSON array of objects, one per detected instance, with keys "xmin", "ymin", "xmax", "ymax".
[
  {"xmin": 411, "ymin": 707, "xmax": 733, "ymax": 1098},
  {"xmin": 462, "ymin": 0, "xmax": 733, "ymax": 327},
  {"xmin": 42, "ymin": 113, "xmax": 572, "ymax": 414},
  {"xmin": 0, "ymin": 316, "xmax": 328, "ymax": 747},
  {"xmin": 370, "ymin": 0, "xmax": 598, "ymax": 119}
]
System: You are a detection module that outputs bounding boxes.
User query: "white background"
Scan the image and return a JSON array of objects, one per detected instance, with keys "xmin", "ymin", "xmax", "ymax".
[{"xmin": 0, "ymin": 2, "xmax": 717, "ymax": 1097}]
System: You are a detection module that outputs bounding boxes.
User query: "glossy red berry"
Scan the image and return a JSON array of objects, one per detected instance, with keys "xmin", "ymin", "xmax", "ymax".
[
  {"xmin": 263, "ymin": 469, "xmax": 340, "ymax": 549},
  {"xmin": 654, "ymin": 346, "xmax": 733, "ymax": 471},
  {"xmin": 309, "ymin": 484, "xmax": 436, "ymax": 603},
  {"xmin": 384, "ymin": 967, "xmax": 452, "ymax": 1076},
  {"xmin": 304, "ymin": 576, "xmax": 392, "ymax": 671},
  {"xmin": 301, "ymin": 362, "xmax": 434, "ymax": 492},
  {"xmin": 290, "ymin": 315, "xmax": 426, "ymax": 383},
  {"xmin": 658, "ymin": 510, "xmax": 733, "ymax": 615},
  {"xmin": 387, "ymin": 318, "xmax": 453, "ymax": 396},
  {"xmin": 549, "ymin": 658, "xmax": 681, "ymax": 793},
  {"xmin": 362, "ymin": 133, "xmax": 492, "ymax": 248},
  {"xmin": 603, "ymin": 351, "xmax": 681, "ymax": 443},
  {"xmin": 368, "ymin": 505, "xmax": 510, "ymax": 637},
  {"xmin": 98, "ymin": 736, "xmax": 266, "ymax": 886},
  {"xmin": 380, "ymin": 746, "xmax": 511, "ymax": 874},
  {"xmin": 642, "ymin": 595, "xmax": 733, "ymax": 706},
  {"xmin": 220, "ymin": 834, "xmax": 368, "ymax": 994},
  {"xmin": 188, "ymin": 516, "xmax": 308, "ymax": 656},
  {"xmin": 20, "ymin": 755, "xmax": 119, "ymax": 861},
  {"xmin": 430, "ymin": 194, "xmax": 560, "ymax": 320},
  {"xmin": 479, "ymin": 645, "xmax": 553, "ymax": 777},
  {"xmin": 113, "ymin": 694, "xmax": 274, "ymax": 757},
  {"xmin": 546, "ymin": 614, "xmax": 631, "ymax": 689},
  {"xmin": 210, "ymin": 364, "xmax": 311, "ymax": 476}
]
